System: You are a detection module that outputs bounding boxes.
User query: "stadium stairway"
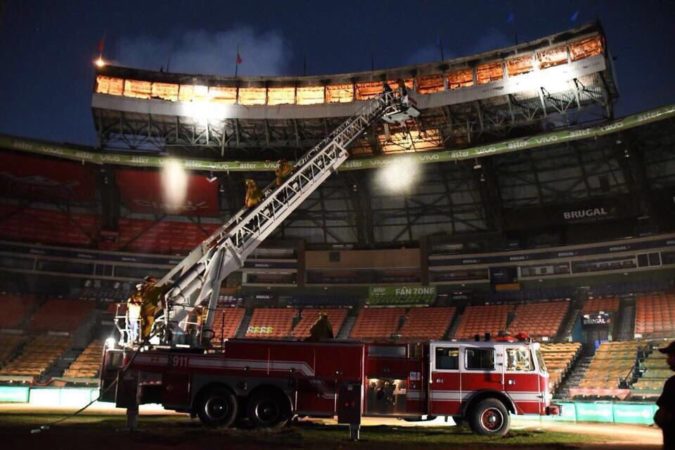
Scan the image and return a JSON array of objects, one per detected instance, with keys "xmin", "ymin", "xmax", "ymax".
[
  {"xmin": 337, "ymin": 314, "xmax": 356, "ymax": 340},
  {"xmin": 235, "ymin": 310, "xmax": 254, "ymax": 339},
  {"xmin": 41, "ymin": 348, "xmax": 81, "ymax": 383},
  {"xmin": 557, "ymin": 355, "xmax": 593, "ymax": 399},
  {"xmin": 556, "ymin": 305, "xmax": 580, "ymax": 341},
  {"xmin": 444, "ymin": 306, "xmax": 464, "ymax": 339},
  {"xmin": 616, "ymin": 296, "xmax": 635, "ymax": 341}
]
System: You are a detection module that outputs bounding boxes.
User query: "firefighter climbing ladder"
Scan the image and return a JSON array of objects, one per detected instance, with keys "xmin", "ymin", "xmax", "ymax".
[{"xmin": 153, "ymin": 89, "xmax": 411, "ymax": 346}]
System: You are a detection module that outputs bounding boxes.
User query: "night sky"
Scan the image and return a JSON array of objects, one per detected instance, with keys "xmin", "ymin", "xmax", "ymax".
[{"xmin": 0, "ymin": 0, "xmax": 673, "ymax": 147}]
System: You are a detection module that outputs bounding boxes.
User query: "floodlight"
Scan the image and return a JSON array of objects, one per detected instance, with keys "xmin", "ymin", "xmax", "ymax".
[
  {"xmin": 376, "ymin": 156, "xmax": 420, "ymax": 193},
  {"xmin": 161, "ymin": 158, "xmax": 188, "ymax": 213}
]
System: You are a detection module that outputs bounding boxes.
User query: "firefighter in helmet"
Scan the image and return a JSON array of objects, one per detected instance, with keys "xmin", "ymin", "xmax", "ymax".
[
  {"xmin": 244, "ymin": 178, "xmax": 262, "ymax": 208},
  {"xmin": 139, "ymin": 276, "xmax": 169, "ymax": 339},
  {"xmin": 274, "ymin": 159, "xmax": 293, "ymax": 187}
]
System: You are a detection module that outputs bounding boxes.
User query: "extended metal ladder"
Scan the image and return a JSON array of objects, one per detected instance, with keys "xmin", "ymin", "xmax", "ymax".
[{"xmin": 154, "ymin": 90, "xmax": 405, "ymax": 346}]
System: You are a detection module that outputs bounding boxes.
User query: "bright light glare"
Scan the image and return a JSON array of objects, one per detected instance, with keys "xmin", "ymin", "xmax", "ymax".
[
  {"xmin": 161, "ymin": 159, "xmax": 188, "ymax": 213},
  {"xmin": 376, "ymin": 156, "xmax": 420, "ymax": 193},
  {"xmin": 105, "ymin": 337, "xmax": 116, "ymax": 349},
  {"xmin": 94, "ymin": 57, "xmax": 106, "ymax": 68},
  {"xmin": 183, "ymin": 100, "xmax": 225, "ymax": 124}
]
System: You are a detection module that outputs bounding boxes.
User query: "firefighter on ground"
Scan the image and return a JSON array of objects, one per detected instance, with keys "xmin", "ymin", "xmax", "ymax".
[
  {"xmin": 305, "ymin": 312, "xmax": 334, "ymax": 342},
  {"xmin": 275, "ymin": 159, "xmax": 293, "ymax": 187},
  {"xmin": 654, "ymin": 340, "xmax": 675, "ymax": 449},
  {"xmin": 244, "ymin": 178, "xmax": 262, "ymax": 208},
  {"xmin": 138, "ymin": 276, "xmax": 169, "ymax": 339}
]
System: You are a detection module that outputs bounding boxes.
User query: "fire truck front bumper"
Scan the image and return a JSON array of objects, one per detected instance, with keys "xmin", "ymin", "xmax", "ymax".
[{"xmin": 545, "ymin": 404, "xmax": 561, "ymax": 416}]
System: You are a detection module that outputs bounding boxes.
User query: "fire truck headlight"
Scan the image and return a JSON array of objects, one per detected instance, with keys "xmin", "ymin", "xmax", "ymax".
[{"xmin": 105, "ymin": 337, "xmax": 117, "ymax": 349}]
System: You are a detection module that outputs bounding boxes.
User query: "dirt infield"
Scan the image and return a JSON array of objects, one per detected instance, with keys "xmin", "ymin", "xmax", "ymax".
[{"xmin": 0, "ymin": 411, "xmax": 663, "ymax": 450}]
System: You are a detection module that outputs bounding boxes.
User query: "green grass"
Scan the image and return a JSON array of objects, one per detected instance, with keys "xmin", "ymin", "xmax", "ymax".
[{"xmin": 0, "ymin": 413, "xmax": 603, "ymax": 449}]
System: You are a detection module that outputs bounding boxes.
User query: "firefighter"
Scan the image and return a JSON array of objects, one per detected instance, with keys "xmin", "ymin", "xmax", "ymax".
[
  {"xmin": 139, "ymin": 276, "xmax": 169, "ymax": 339},
  {"xmin": 654, "ymin": 340, "xmax": 675, "ymax": 449},
  {"xmin": 305, "ymin": 312, "xmax": 334, "ymax": 342},
  {"xmin": 244, "ymin": 178, "xmax": 262, "ymax": 208},
  {"xmin": 274, "ymin": 159, "xmax": 293, "ymax": 187},
  {"xmin": 126, "ymin": 291, "xmax": 142, "ymax": 343}
]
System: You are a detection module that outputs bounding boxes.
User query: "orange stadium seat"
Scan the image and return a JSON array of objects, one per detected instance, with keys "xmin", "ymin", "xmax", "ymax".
[
  {"xmin": 245, "ymin": 308, "xmax": 296, "ymax": 339},
  {"xmin": 116, "ymin": 219, "xmax": 219, "ymax": 254},
  {"xmin": 0, "ymin": 206, "xmax": 98, "ymax": 247},
  {"xmin": 291, "ymin": 308, "xmax": 348, "ymax": 339},
  {"xmin": 572, "ymin": 341, "xmax": 641, "ymax": 399},
  {"xmin": 583, "ymin": 296, "xmax": 619, "ymax": 314},
  {"xmin": 0, "ymin": 335, "xmax": 71, "ymax": 379},
  {"xmin": 635, "ymin": 293, "xmax": 675, "ymax": 338},
  {"xmin": 27, "ymin": 299, "xmax": 95, "ymax": 333},
  {"xmin": 398, "ymin": 307, "xmax": 455, "ymax": 340},
  {"xmin": 63, "ymin": 339, "xmax": 104, "ymax": 379},
  {"xmin": 510, "ymin": 300, "xmax": 569, "ymax": 338},
  {"xmin": 350, "ymin": 308, "xmax": 406, "ymax": 341},
  {"xmin": 453, "ymin": 304, "xmax": 510, "ymax": 340},
  {"xmin": 0, "ymin": 294, "xmax": 35, "ymax": 329},
  {"xmin": 211, "ymin": 308, "xmax": 246, "ymax": 343}
]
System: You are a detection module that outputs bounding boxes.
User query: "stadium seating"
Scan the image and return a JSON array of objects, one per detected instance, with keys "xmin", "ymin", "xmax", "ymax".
[
  {"xmin": 583, "ymin": 296, "xmax": 619, "ymax": 313},
  {"xmin": 453, "ymin": 304, "xmax": 510, "ymax": 340},
  {"xmin": 63, "ymin": 339, "xmax": 104, "ymax": 379},
  {"xmin": 291, "ymin": 308, "xmax": 348, "ymax": 339},
  {"xmin": 116, "ymin": 219, "xmax": 219, "ymax": 254},
  {"xmin": 27, "ymin": 299, "xmax": 95, "ymax": 333},
  {"xmin": 572, "ymin": 341, "xmax": 641, "ymax": 399},
  {"xmin": 0, "ymin": 335, "xmax": 71, "ymax": 379},
  {"xmin": 0, "ymin": 293, "xmax": 35, "ymax": 329},
  {"xmin": 211, "ymin": 307, "xmax": 246, "ymax": 343},
  {"xmin": 398, "ymin": 307, "xmax": 455, "ymax": 340},
  {"xmin": 0, "ymin": 206, "xmax": 98, "ymax": 247},
  {"xmin": 632, "ymin": 347, "xmax": 670, "ymax": 397},
  {"xmin": 245, "ymin": 308, "xmax": 296, "ymax": 339},
  {"xmin": 350, "ymin": 307, "xmax": 406, "ymax": 340},
  {"xmin": 509, "ymin": 300, "xmax": 569, "ymax": 338},
  {"xmin": 0, "ymin": 333, "xmax": 27, "ymax": 367},
  {"xmin": 540, "ymin": 342, "xmax": 582, "ymax": 391},
  {"xmin": 635, "ymin": 292, "xmax": 675, "ymax": 338}
]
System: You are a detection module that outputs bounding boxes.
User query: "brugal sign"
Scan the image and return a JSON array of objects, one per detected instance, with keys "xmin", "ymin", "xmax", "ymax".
[
  {"xmin": 503, "ymin": 197, "xmax": 633, "ymax": 230},
  {"xmin": 562, "ymin": 207, "xmax": 611, "ymax": 222}
]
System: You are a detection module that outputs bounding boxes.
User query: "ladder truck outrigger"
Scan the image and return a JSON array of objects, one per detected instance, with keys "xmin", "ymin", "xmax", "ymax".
[{"xmin": 100, "ymin": 88, "xmax": 558, "ymax": 438}]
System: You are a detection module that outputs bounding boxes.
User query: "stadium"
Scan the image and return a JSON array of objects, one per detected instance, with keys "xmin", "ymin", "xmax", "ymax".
[{"xmin": 0, "ymin": 6, "xmax": 673, "ymax": 450}]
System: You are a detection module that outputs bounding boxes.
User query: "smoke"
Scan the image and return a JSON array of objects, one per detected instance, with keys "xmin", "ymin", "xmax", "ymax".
[
  {"xmin": 116, "ymin": 26, "xmax": 291, "ymax": 76},
  {"xmin": 405, "ymin": 29, "xmax": 513, "ymax": 66}
]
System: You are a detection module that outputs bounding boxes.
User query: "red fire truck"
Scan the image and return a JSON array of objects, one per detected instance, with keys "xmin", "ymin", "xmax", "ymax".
[
  {"xmin": 99, "ymin": 91, "xmax": 557, "ymax": 438},
  {"xmin": 100, "ymin": 337, "xmax": 559, "ymax": 437}
]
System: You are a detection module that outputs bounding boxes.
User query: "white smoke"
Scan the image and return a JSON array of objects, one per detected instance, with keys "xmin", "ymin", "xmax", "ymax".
[
  {"xmin": 116, "ymin": 26, "xmax": 291, "ymax": 76},
  {"xmin": 405, "ymin": 29, "xmax": 513, "ymax": 66}
]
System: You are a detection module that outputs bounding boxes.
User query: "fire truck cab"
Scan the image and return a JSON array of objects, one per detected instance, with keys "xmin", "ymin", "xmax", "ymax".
[{"xmin": 364, "ymin": 339, "xmax": 557, "ymax": 436}]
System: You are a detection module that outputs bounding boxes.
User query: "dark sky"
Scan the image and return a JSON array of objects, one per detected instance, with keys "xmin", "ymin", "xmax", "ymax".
[{"xmin": 0, "ymin": 0, "xmax": 673, "ymax": 147}]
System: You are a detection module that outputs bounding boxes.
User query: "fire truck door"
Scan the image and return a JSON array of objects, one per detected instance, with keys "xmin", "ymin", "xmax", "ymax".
[
  {"xmin": 503, "ymin": 346, "xmax": 541, "ymax": 414},
  {"xmin": 428, "ymin": 343, "xmax": 461, "ymax": 416},
  {"xmin": 460, "ymin": 345, "xmax": 504, "ymax": 402}
]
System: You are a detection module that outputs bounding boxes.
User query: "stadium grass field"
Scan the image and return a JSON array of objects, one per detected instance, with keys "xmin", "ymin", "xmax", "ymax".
[{"xmin": 0, "ymin": 412, "xmax": 662, "ymax": 450}]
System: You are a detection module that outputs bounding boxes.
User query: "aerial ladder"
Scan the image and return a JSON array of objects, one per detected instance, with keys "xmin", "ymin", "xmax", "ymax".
[{"xmin": 142, "ymin": 88, "xmax": 417, "ymax": 347}]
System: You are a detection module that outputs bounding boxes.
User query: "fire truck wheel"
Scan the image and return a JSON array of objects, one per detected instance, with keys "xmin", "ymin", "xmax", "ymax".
[
  {"xmin": 468, "ymin": 398, "xmax": 510, "ymax": 436},
  {"xmin": 246, "ymin": 390, "xmax": 291, "ymax": 429},
  {"xmin": 196, "ymin": 387, "xmax": 238, "ymax": 428}
]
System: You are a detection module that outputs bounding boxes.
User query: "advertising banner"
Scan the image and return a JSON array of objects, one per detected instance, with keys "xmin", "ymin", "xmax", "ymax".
[
  {"xmin": 367, "ymin": 286, "xmax": 436, "ymax": 306},
  {"xmin": 116, "ymin": 169, "xmax": 218, "ymax": 216},
  {"xmin": 0, "ymin": 152, "xmax": 96, "ymax": 202}
]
